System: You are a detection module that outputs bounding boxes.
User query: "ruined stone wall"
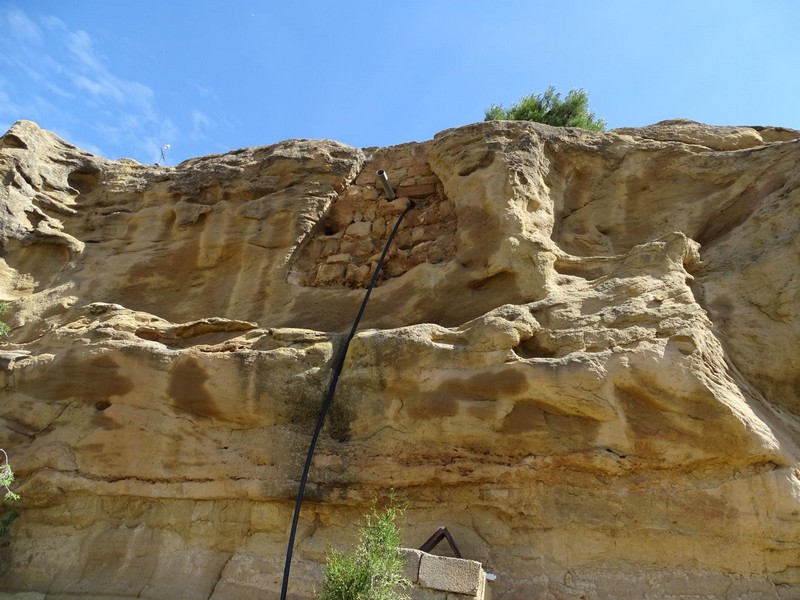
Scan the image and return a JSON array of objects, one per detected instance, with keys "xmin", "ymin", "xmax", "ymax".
[{"xmin": 290, "ymin": 142, "xmax": 456, "ymax": 287}]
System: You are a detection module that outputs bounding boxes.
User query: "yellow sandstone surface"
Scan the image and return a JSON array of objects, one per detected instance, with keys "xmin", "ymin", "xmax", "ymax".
[{"xmin": 0, "ymin": 118, "xmax": 799, "ymax": 599}]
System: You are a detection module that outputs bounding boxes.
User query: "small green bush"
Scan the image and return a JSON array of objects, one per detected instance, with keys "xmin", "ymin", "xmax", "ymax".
[
  {"xmin": 0, "ymin": 448, "xmax": 20, "ymax": 575},
  {"xmin": 0, "ymin": 450, "xmax": 19, "ymax": 503},
  {"xmin": 0, "ymin": 302, "xmax": 10, "ymax": 338},
  {"xmin": 320, "ymin": 495, "xmax": 409, "ymax": 600},
  {"xmin": 485, "ymin": 85, "xmax": 606, "ymax": 131}
]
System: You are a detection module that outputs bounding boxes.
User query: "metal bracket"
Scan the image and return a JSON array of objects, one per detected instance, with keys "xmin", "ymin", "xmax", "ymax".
[{"xmin": 418, "ymin": 526, "xmax": 462, "ymax": 558}]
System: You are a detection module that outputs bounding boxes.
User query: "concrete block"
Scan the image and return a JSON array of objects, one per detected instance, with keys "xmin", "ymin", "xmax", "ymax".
[
  {"xmin": 418, "ymin": 554, "xmax": 483, "ymax": 596},
  {"xmin": 400, "ymin": 547, "xmax": 424, "ymax": 583}
]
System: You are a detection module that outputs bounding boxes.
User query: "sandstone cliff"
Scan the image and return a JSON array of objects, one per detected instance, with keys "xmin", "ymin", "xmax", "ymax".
[{"xmin": 0, "ymin": 118, "xmax": 799, "ymax": 599}]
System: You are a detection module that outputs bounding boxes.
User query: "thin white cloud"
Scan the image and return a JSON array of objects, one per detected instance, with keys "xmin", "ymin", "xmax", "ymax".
[
  {"xmin": 186, "ymin": 79, "xmax": 218, "ymax": 101},
  {"xmin": 0, "ymin": 5, "xmax": 178, "ymax": 163},
  {"xmin": 0, "ymin": 90, "xmax": 24, "ymax": 121},
  {"xmin": 190, "ymin": 109, "xmax": 212, "ymax": 140},
  {"xmin": 40, "ymin": 14, "xmax": 66, "ymax": 32},
  {"xmin": 72, "ymin": 73, "xmax": 120, "ymax": 101},
  {"xmin": 5, "ymin": 7, "xmax": 41, "ymax": 44},
  {"xmin": 66, "ymin": 30, "xmax": 105, "ymax": 73},
  {"xmin": 0, "ymin": 79, "xmax": 57, "ymax": 126},
  {"xmin": 66, "ymin": 29, "xmax": 157, "ymax": 119}
]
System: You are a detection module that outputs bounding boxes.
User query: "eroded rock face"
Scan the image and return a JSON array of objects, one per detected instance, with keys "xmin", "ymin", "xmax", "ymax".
[{"xmin": 1, "ymin": 119, "xmax": 799, "ymax": 599}]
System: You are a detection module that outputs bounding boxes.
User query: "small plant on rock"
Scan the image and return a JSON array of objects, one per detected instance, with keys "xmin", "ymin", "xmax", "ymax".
[
  {"xmin": 0, "ymin": 449, "xmax": 20, "ymax": 575},
  {"xmin": 319, "ymin": 494, "xmax": 409, "ymax": 600},
  {"xmin": 0, "ymin": 302, "xmax": 10, "ymax": 338},
  {"xmin": 0, "ymin": 450, "xmax": 18, "ymax": 503}
]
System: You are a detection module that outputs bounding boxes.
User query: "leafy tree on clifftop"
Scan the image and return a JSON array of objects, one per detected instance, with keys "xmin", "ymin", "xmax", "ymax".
[{"xmin": 485, "ymin": 85, "xmax": 606, "ymax": 131}]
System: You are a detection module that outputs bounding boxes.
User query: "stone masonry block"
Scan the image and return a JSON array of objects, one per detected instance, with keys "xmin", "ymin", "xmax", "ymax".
[
  {"xmin": 407, "ymin": 587, "xmax": 447, "ymax": 600},
  {"xmin": 396, "ymin": 183, "xmax": 437, "ymax": 198},
  {"xmin": 400, "ymin": 547, "xmax": 424, "ymax": 583},
  {"xmin": 345, "ymin": 221, "xmax": 372, "ymax": 238},
  {"xmin": 418, "ymin": 554, "xmax": 483, "ymax": 596}
]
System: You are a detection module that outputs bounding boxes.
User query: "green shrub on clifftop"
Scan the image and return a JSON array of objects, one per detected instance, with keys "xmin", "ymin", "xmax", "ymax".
[{"xmin": 485, "ymin": 85, "xmax": 606, "ymax": 131}]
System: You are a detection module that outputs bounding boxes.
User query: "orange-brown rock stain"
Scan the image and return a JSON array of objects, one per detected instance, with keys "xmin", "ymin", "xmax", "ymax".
[
  {"xmin": 167, "ymin": 356, "xmax": 220, "ymax": 420},
  {"xmin": 405, "ymin": 369, "xmax": 527, "ymax": 420}
]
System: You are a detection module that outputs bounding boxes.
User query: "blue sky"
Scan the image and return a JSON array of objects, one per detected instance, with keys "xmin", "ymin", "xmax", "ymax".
[{"xmin": 1, "ymin": 1, "xmax": 798, "ymax": 164}]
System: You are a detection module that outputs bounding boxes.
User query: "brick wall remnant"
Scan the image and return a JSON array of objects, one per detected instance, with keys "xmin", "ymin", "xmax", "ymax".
[{"xmin": 290, "ymin": 143, "xmax": 456, "ymax": 288}]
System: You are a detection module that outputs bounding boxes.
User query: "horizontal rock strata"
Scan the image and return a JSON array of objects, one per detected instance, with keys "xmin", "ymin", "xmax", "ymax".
[{"xmin": 0, "ymin": 118, "xmax": 799, "ymax": 599}]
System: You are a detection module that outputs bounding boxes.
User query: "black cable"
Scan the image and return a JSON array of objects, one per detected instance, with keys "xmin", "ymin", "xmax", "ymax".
[{"xmin": 279, "ymin": 199, "xmax": 415, "ymax": 600}]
